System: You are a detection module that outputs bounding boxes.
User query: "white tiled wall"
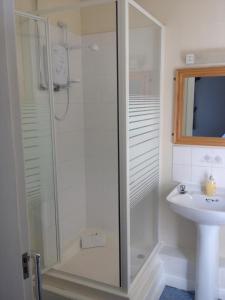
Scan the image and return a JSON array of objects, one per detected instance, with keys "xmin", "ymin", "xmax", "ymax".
[
  {"xmin": 173, "ymin": 145, "xmax": 225, "ymax": 188},
  {"xmin": 52, "ymin": 27, "xmax": 119, "ymax": 253},
  {"xmin": 82, "ymin": 32, "xmax": 119, "ymax": 233}
]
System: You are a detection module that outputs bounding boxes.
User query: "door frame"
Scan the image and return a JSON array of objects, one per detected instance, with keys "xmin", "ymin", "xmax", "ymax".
[{"xmin": 0, "ymin": 0, "xmax": 33, "ymax": 299}]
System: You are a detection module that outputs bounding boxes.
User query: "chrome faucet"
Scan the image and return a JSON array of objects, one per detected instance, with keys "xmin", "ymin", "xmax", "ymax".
[{"xmin": 179, "ymin": 184, "xmax": 187, "ymax": 194}]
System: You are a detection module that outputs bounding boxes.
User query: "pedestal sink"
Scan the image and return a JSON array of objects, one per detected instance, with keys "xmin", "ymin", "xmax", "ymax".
[{"xmin": 167, "ymin": 184, "xmax": 225, "ymax": 300}]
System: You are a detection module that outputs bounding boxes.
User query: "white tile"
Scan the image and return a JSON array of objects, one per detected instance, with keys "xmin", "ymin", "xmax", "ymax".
[
  {"xmin": 57, "ymin": 131, "xmax": 85, "ymax": 163},
  {"xmin": 191, "ymin": 166, "xmax": 211, "ymax": 185},
  {"xmin": 82, "ymin": 47, "xmax": 103, "ymax": 76},
  {"xmin": 82, "ymin": 51, "xmax": 100, "ymax": 78},
  {"xmin": 83, "ymin": 76, "xmax": 102, "ymax": 103},
  {"xmin": 59, "ymin": 159, "xmax": 85, "ymax": 190},
  {"xmin": 59, "ymin": 178, "xmax": 86, "ymax": 249},
  {"xmin": 211, "ymin": 148, "xmax": 225, "ymax": 168},
  {"xmin": 54, "ymin": 90, "xmax": 65, "ymax": 104},
  {"xmin": 211, "ymin": 167, "xmax": 225, "ymax": 188},
  {"xmin": 101, "ymin": 45, "xmax": 117, "ymax": 74},
  {"xmin": 82, "ymin": 34, "xmax": 100, "ymax": 47},
  {"xmin": 85, "ymin": 146, "xmax": 118, "ymax": 232},
  {"xmin": 54, "ymin": 86, "xmax": 83, "ymax": 104},
  {"xmin": 68, "ymin": 84, "xmax": 83, "ymax": 103},
  {"xmin": 101, "ymin": 150, "xmax": 118, "ymax": 189},
  {"xmin": 173, "ymin": 146, "xmax": 191, "ymax": 165},
  {"xmin": 172, "ymin": 165, "xmax": 191, "ymax": 183},
  {"xmin": 100, "ymin": 31, "xmax": 116, "ymax": 45},
  {"xmin": 61, "ymin": 186, "xmax": 86, "ymax": 224},
  {"xmin": 86, "ymin": 158, "xmax": 104, "ymax": 229},
  {"xmin": 85, "ymin": 129, "xmax": 118, "ymax": 157},
  {"xmin": 58, "ymin": 103, "xmax": 84, "ymax": 132},
  {"xmin": 70, "ymin": 49, "xmax": 82, "ymax": 79},
  {"xmin": 191, "ymin": 147, "xmax": 213, "ymax": 166},
  {"xmin": 84, "ymin": 103, "xmax": 117, "ymax": 130},
  {"xmin": 54, "ymin": 102, "xmax": 65, "ymax": 115},
  {"xmin": 58, "ymin": 178, "xmax": 86, "ymax": 244},
  {"xmin": 100, "ymin": 74, "xmax": 117, "ymax": 103}
]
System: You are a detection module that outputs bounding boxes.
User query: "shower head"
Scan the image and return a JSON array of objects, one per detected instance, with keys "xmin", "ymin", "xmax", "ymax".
[
  {"xmin": 57, "ymin": 21, "xmax": 67, "ymax": 29},
  {"xmin": 88, "ymin": 43, "xmax": 99, "ymax": 52}
]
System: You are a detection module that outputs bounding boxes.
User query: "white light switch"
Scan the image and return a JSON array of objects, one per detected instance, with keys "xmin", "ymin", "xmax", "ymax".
[{"xmin": 186, "ymin": 53, "xmax": 195, "ymax": 65}]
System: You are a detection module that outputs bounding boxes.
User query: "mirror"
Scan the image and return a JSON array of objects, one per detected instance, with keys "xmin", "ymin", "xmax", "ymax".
[{"xmin": 173, "ymin": 67, "xmax": 225, "ymax": 146}]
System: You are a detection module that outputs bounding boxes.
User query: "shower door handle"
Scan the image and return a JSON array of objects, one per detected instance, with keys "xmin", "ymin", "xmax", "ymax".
[{"xmin": 31, "ymin": 252, "xmax": 43, "ymax": 300}]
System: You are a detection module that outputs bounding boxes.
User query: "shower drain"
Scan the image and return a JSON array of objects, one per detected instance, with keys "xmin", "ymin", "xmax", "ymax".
[{"xmin": 137, "ymin": 254, "xmax": 145, "ymax": 259}]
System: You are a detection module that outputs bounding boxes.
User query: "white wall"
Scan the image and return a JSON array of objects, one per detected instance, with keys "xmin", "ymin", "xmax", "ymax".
[{"xmin": 137, "ymin": 0, "xmax": 225, "ymax": 256}]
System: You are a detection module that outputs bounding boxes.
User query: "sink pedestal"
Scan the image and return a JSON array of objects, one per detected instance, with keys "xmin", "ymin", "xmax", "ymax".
[
  {"xmin": 167, "ymin": 185, "xmax": 225, "ymax": 299},
  {"xmin": 196, "ymin": 224, "xmax": 219, "ymax": 300}
]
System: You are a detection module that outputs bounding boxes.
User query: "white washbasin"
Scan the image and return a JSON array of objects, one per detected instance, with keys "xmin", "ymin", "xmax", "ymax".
[
  {"xmin": 167, "ymin": 184, "xmax": 225, "ymax": 225},
  {"xmin": 167, "ymin": 184, "xmax": 225, "ymax": 300}
]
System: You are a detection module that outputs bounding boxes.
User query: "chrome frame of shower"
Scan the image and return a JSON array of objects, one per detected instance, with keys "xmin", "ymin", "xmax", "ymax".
[{"xmin": 117, "ymin": 0, "xmax": 130, "ymax": 290}]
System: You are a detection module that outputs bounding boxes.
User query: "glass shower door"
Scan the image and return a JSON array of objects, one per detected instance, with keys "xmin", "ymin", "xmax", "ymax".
[
  {"xmin": 15, "ymin": 13, "xmax": 58, "ymax": 296},
  {"xmin": 128, "ymin": 4, "xmax": 162, "ymax": 281}
]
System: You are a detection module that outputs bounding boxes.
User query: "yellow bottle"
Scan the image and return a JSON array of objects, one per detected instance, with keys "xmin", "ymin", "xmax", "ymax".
[{"xmin": 205, "ymin": 175, "xmax": 216, "ymax": 197}]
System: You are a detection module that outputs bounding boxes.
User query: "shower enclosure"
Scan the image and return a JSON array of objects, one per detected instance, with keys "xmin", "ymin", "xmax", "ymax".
[{"xmin": 14, "ymin": 0, "xmax": 163, "ymax": 297}]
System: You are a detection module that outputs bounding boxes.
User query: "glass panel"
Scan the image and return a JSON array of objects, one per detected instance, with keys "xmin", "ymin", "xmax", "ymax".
[
  {"xmin": 78, "ymin": 2, "xmax": 120, "ymax": 286},
  {"xmin": 129, "ymin": 4, "xmax": 161, "ymax": 281},
  {"xmin": 15, "ymin": 15, "xmax": 58, "ymax": 269},
  {"xmin": 15, "ymin": 0, "xmax": 120, "ymax": 288},
  {"xmin": 30, "ymin": 1, "xmax": 119, "ymax": 287}
]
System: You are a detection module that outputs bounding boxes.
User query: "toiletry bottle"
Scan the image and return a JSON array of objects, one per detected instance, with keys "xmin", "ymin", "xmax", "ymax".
[{"xmin": 205, "ymin": 175, "xmax": 216, "ymax": 197}]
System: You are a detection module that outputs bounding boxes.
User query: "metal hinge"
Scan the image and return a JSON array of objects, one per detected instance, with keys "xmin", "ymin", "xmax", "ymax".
[{"xmin": 22, "ymin": 252, "xmax": 30, "ymax": 280}]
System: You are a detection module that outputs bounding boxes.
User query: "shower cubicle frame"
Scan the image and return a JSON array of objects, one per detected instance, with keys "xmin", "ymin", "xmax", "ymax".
[
  {"xmin": 15, "ymin": 0, "xmax": 164, "ymax": 294},
  {"xmin": 118, "ymin": 0, "xmax": 164, "ymax": 290}
]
